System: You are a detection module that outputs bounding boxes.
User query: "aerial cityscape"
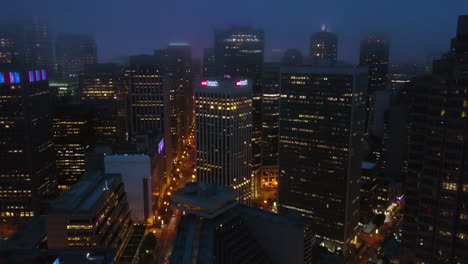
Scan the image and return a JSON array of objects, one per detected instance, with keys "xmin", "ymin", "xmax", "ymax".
[{"xmin": 0, "ymin": 1, "xmax": 468, "ymax": 264}]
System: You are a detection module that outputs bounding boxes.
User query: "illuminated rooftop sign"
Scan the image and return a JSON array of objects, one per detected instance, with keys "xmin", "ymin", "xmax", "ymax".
[
  {"xmin": 201, "ymin": 80, "xmax": 219, "ymax": 87},
  {"xmin": 27, "ymin": 70, "xmax": 48, "ymax": 83},
  {"xmin": 0, "ymin": 72, "xmax": 20, "ymax": 84},
  {"xmin": 236, "ymin": 80, "xmax": 248, "ymax": 86}
]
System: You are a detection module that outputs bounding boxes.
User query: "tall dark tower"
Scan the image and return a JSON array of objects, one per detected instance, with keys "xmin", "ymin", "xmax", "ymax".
[
  {"xmin": 402, "ymin": 16, "xmax": 468, "ymax": 263},
  {"xmin": 359, "ymin": 34, "xmax": 390, "ymax": 94},
  {"xmin": 214, "ymin": 26, "xmax": 264, "ymax": 197},
  {"xmin": 0, "ymin": 68, "xmax": 56, "ymax": 234},
  {"xmin": 309, "ymin": 26, "xmax": 338, "ymax": 62},
  {"xmin": 55, "ymin": 34, "xmax": 97, "ymax": 78},
  {"xmin": 165, "ymin": 43, "xmax": 193, "ymax": 158},
  {"xmin": 278, "ymin": 63, "xmax": 367, "ymax": 254},
  {"xmin": 80, "ymin": 63, "xmax": 126, "ymax": 144}
]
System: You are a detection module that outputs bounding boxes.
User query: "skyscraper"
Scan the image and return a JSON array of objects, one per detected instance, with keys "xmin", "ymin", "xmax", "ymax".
[
  {"xmin": 195, "ymin": 77, "xmax": 253, "ymax": 203},
  {"xmin": 53, "ymin": 103, "xmax": 94, "ymax": 191},
  {"xmin": 359, "ymin": 34, "xmax": 390, "ymax": 94},
  {"xmin": 80, "ymin": 63, "xmax": 126, "ymax": 144},
  {"xmin": 55, "ymin": 34, "xmax": 97, "ymax": 77},
  {"xmin": 27, "ymin": 17, "xmax": 53, "ymax": 70},
  {"xmin": 202, "ymin": 48, "xmax": 216, "ymax": 77},
  {"xmin": 0, "ymin": 68, "xmax": 56, "ymax": 232},
  {"xmin": 126, "ymin": 65, "xmax": 165, "ymax": 140},
  {"xmin": 214, "ymin": 26, "xmax": 264, "ymax": 76},
  {"xmin": 258, "ymin": 63, "xmax": 281, "ymax": 193},
  {"xmin": 165, "ymin": 43, "xmax": 193, "ymax": 156},
  {"xmin": 214, "ymin": 26, "xmax": 264, "ymax": 197},
  {"xmin": 278, "ymin": 63, "xmax": 367, "ymax": 253},
  {"xmin": 309, "ymin": 27, "xmax": 338, "ymax": 62},
  {"xmin": 402, "ymin": 16, "xmax": 468, "ymax": 263}
]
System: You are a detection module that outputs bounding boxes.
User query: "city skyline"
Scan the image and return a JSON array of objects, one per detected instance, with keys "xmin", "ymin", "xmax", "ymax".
[{"xmin": 2, "ymin": 1, "xmax": 467, "ymax": 63}]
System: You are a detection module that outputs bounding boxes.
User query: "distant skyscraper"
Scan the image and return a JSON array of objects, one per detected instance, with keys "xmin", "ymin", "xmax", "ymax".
[
  {"xmin": 270, "ymin": 49, "xmax": 283, "ymax": 62},
  {"xmin": 0, "ymin": 68, "xmax": 56, "ymax": 231},
  {"xmin": 202, "ymin": 48, "xmax": 216, "ymax": 77},
  {"xmin": 278, "ymin": 63, "xmax": 367, "ymax": 253},
  {"xmin": 309, "ymin": 27, "xmax": 338, "ymax": 62},
  {"xmin": 55, "ymin": 34, "xmax": 97, "ymax": 77},
  {"xmin": 214, "ymin": 26, "xmax": 264, "ymax": 196},
  {"xmin": 53, "ymin": 103, "xmax": 93, "ymax": 191},
  {"xmin": 0, "ymin": 24, "xmax": 24, "ymax": 65},
  {"xmin": 214, "ymin": 26, "xmax": 264, "ymax": 76},
  {"xmin": 195, "ymin": 77, "xmax": 253, "ymax": 203},
  {"xmin": 80, "ymin": 63, "xmax": 126, "ymax": 144},
  {"xmin": 170, "ymin": 182, "xmax": 314, "ymax": 264},
  {"xmin": 282, "ymin": 49, "xmax": 303, "ymax": 65},
  {"xmin": 402, "ymin": 16, "xmax": 468, "ymax": 263},
  {"xmin": 359, "ymin": 34, "xmax": 389, "ymax": 94},
  {"xmin": 27, "ymin": 17, "xmax": 53, "ymax": 70}
]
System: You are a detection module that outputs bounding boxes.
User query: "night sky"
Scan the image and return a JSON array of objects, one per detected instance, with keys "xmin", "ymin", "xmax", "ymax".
[{"xmin": 3, "ymin": 0, "xmax": 468, "ymax": 64}]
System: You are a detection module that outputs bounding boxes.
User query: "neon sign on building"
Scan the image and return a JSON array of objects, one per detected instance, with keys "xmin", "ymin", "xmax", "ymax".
[
  {"xmin": 157, "ymin": 139, "xmax": 165, "ymax": 154},
  {"xmin": 0, "ymin": 72, "xmax": 20, "ymax": 84},
  {"xmin": 236, "ymin": 80, "xmax": 248, "ymax": 86},
  {"xmin": 201, "ymin": 80, "xmax": 219, "ymax": 87}
]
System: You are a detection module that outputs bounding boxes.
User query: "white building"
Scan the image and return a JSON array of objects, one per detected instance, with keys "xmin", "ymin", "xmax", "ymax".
[
  {"xmin": 104, "ymin": 154, "xmax": 152, "ymax": 225},
  {"xmin": 195, "ymin": 77, "xmax": 253, "ymax": 203}
]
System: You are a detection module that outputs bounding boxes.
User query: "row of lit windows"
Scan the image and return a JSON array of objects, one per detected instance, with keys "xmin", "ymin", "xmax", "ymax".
[{"xmin": 1, "ymin": 212, "xmax": 34, "ymax": 217}]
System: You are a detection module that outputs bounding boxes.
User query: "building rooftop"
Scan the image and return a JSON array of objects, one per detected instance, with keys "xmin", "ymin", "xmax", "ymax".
[
  {"xmin": 171, "ymin": 182, "xmax": 238, "ymax": 218},
  {"xmin": 50, "ymin": 171, "xmax": 120, "ymax": 212},
  {"xmin": 0, "ymin": 216, "xmax": 46, "ymax": 251}
]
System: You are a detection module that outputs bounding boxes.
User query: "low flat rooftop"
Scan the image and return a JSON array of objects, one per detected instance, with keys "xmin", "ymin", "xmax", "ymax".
[
  {"xmin": 50, "ymin": 171, "xmax": 120, "ymax": 212},
  {"xmin": 171, "ymin": 182, "xmax": 237, "ymax": 218}
]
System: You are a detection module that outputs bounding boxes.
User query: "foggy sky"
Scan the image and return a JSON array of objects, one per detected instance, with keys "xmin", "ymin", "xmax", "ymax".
[{"xmin": 3, "ymin": 0, "xmax": 468, "ymax": 64}]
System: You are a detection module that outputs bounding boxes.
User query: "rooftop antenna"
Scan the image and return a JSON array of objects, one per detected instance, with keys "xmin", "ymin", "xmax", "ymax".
[{"xmin": 321, "ymin": 24, "xmax": 327, "ymax": 32}]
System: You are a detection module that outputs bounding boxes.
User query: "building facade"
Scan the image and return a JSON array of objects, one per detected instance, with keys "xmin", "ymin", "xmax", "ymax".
[
  {"xmin": 47, "ymin": 171, "xmax": 132, "ymax": 262},
  {"xmin": 402, "ymin": 16, "xmax": 468, "ymax": 263},
  {"xmin": 278, "ymin": 63, "xmax": 367, "ymax": 252},
  {"xmin": 309, "ymin": 29, "xmax": 338, "ymax": 62},
  {"xmin": 195, "ymin": 77, "xmax": 253, "ymax": 203},
  {"xmin": 55, "ymin": 34, "xmax": 97, "ymax": 78},
  {"xmin": 0, "ymin": 68, "xmax": 56, "ymax": 231},
  {"xmin": 53, "ymin": 103, "xmax": 94, "ymax": 191}
]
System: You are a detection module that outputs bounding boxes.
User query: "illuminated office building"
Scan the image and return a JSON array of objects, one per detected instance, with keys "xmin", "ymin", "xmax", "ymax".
[
  {"xmin": 47, "ymin": 171, "xmax": 132, "ymax": 262},
  {"xmin": 165, "ymin": 43, "xmax": 193, "ymax": 155},
  {"xmin": 309, "ymin": 27, "xmax": 338, "ymax": 62},
  {"xmin": 53, "ymin": 103, "xmax": 94, "ymax": 191},
  {"xmin": 49, "ymin": 78, "xmax": 79, "ymax": 99},
  {"xmin": 80, "ymin": 63, "xmax": 126, "ymax": 144},
  {"xmin": 214, "ymin": 26, "xmax": 264, "ymax": 196},
  {"xmin": 214, "ymin": 26, "xmax": 264, "ymax": 76},
  {"xmin": 126, "ymin": 65, "xmax": 165, "ymax": 141},
  {"xmin": 195, "ymin": 77, "xmax": 253, "ymax": 203},
  {"xmin": 359, "ymin": 34, "xmax": 389, "ymax": 94},
  {"xmin": 55, "ymin": 34, "xmax": 97, "ymax": 77},
  {"xmin": 170, "ymin": 182, "xmax": 314, "ymax": 264},
  {"xmin": 278, "ymin": 63, "xmax": 367, "ymax": 252},
  {"xmin": 0, "ymin": 17, "xmax": 53, "ymax": 69},
  {"xmin": 0, "ymin": 68, "xmax": 56, "ymax": 231},
  {"xmin": 402, "ymin": 16, "xmax": 468, "ymax": 263},
  {"xmin": 258, "ymin": 63, "xmax": 281, "ymax": 190}
]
